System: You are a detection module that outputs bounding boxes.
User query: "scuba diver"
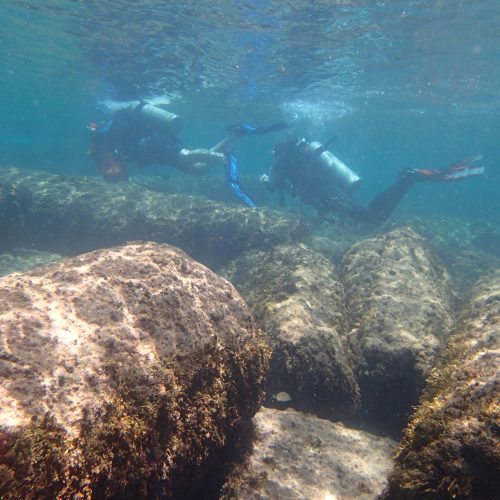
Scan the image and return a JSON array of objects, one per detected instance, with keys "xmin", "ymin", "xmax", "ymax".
[
  {"xmin": 259, "ymin": 136, "xmax": 485, "ymax": 224},
  {"xmin": 88, "ymin": 100, "xmax": 286, "ymax": 206}
]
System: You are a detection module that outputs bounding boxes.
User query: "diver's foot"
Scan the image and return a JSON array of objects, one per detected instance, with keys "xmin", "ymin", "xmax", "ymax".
[
  {"xmin": 400, "ymin": 156, "xmax": 484, "ymax": 182},
  {"xmin": 438, "ymin": 155, "xmax": 485, "ymax": 180},
  {"xmin": 399, "ymin": 168, "xmax": 443, "ymax": 181}
]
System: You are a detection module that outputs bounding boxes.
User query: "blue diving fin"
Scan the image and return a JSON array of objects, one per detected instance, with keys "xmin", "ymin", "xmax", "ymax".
[{"xmin": 224, "ymin": 154, "xmax": 256, "ymax": 207}]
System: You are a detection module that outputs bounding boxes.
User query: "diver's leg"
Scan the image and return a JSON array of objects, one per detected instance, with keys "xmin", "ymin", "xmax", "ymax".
[
  {"xmin": 366, "ymin": 155, "xmax": 485, "ymax": 224},
  {"xmin": 311, "ymin": 182, "xmax": 370, "ymax": 221},
  {"xmin": 210, "ymin": 121, "xmax": 288, "ymax": 153},
  {"xmin": 174, "ymin": 130, "xmax": 245, "ymax": 174},
  {"xmin": 209, "ymin": 134, "xmax": 239, "ymax": 153},
  {"xmin": 366, "ymin": 174, "xmax": 417, "ymax": 224},
  {"xmin": 175, "ymin": 148, "xmax": 225, "ymax": 175},
  {"xmin": 321, "ymin": 195, "xmax": 370, "ymax": 221},
  {"xmin": 179, "ymin": 148, "xmax": 225, "ymax": 164}
]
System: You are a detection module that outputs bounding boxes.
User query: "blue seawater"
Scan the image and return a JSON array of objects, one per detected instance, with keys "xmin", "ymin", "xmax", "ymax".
[
  {"xmin": 0, "ymin": 0, "xmax": 498, "ymax": 219},
  {"xmin": 0, "ymin": 2, "xmax": 499, "ymax": 497}
]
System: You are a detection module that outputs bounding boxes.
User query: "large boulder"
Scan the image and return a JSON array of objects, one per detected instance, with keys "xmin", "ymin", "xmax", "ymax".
[
  {"xmin": 0, "ymin": 167, "xmax": 308, "ymax": 269},
  {"xmin": 340, "ymin": 227, "xmax": 456, "ymax": 433},
  {"xmin": 0, "ymin": 242, "xmax": 269, "ymax": 498},
  {"xmin": 383, "ymin": 270, "xmax": 500, "ymax": 499},
  {"xmin": 224, "ymin": 243, "xmax": 360, "ymax": 420},
  {"xmin": 221, "ymin": 407, "xmax": 397, "ymax": 499},
  {"xmin": 307, "ymin": 216, "xmax": 377, "ymax": 264},
  {"xmin": 399, "ymin": 215, "xmax": 500, "ymax": 294}
]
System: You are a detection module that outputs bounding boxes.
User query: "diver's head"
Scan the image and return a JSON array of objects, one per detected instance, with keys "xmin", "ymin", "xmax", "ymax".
[
  {"xmin": 273, "ymin": 136, "xmax": 301, "ymax": 161},
  {"xmin": 97, "ymin": 152, "xmax": 128, "ymax": 182}
]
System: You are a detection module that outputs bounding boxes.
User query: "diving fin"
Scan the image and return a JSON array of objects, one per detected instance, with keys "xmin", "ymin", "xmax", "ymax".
[
  {"xmin": 440, "ymin": 154, "xmax": 484, "ymax": 180},
  {"xmin": 402, "ymin": 155, "xmax": 485, "ymax": 182},
  {"xmin": 224, "ymin": 153, "xmax": 256, "ymax": 207}
]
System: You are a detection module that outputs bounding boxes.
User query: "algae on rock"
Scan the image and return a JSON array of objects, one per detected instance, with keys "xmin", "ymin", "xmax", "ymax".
[
  {"xmin": 383, "ymin": 269, "xmax": 500, "ymax": 499},
  {"xmin": 340, "ymin": 227, "xmax": 457, "ymax": 433},
  {"xmin": 0, "ymin": 166, "xmax": 307, "ymax": 270},
  {"xmin": 225, "ymin": 243, "xmax": 360, "ymax": 420},
  {"xmin": 0, "ymin": 241, "xmax": 269, "ymax": 498}
]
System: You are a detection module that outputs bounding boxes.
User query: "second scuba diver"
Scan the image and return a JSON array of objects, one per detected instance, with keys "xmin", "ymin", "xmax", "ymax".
[{"xmin": 260, "ymin": 136, "xmax": 484, "ymax": 224}]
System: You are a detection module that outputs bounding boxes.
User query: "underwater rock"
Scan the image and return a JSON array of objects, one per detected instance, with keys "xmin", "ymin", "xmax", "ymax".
[
  {"xmin": 0, "ymin": 248, "xmax": 62, "ymax": 277},
  {"xmin": 308, "ymin": 215, "xmax": 377, "ymax": 264},
  {"xmin": 224, "ymin": 243, "xmax": 360, "ymax": 420},
  {"xmin": 0, "ymin": 182, "xmax": 32, "ymax": 252},
  {"xmin": 400, "ymin": 215, "xmax": 500, "ymax": 294},
  {"xmin": 383, "ymin": 269, "xmax": 500, "ymax": 499},
  {"xmin": 0, "ymin": 167, "xmax": 307, "ymax": 270},
  {"xmin": 0, "ymin": 241, "xmax": 269, "ymax": 498},
  {"xmin": 340, "ymin": 227, "xmax": 456, "ymax": 433},
  {"xmin": 220, "ymin": 407, "xmax": 396, "ymax": 499},
  {"xmin": 133, "ymin": 171, "xmax": 264, "ymax": 207}
]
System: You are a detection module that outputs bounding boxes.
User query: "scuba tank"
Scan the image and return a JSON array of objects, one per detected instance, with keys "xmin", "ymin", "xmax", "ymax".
[
  {"xmin": 136, "ymin": 103, "xmax": 184, "ymax": 135},
  {"xmin": 302, "ymin": 140, "xmax": 362, "ymax": 192},
  {"xmin": 97, "ymin": 100, "xmax": 185, "ymax": 135}
]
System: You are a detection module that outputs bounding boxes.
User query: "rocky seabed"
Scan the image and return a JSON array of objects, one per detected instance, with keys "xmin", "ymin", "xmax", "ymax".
[{"xmin": 0, "ymin": 167, "xmax": 498, "ymax": 498}]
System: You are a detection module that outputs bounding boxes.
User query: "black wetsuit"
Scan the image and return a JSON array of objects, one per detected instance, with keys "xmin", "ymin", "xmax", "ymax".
[
  {"xmin": 267, "ymin": 140, "xmax": 418, "ymax": 224},
  {"xmin": 91, "ymin": 106, "xmax": 183, "ymax": 174}
]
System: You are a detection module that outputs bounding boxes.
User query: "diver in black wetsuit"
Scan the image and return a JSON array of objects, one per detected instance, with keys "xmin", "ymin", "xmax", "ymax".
[
  {"xmin": 88, "ymin": 100, "xmax": 287, "ymax": 206},
  {"xmin": 260, "ymin": 136, "xmax": 484, "ymax": 224},
  {"xmin": 89, "ymin": 101, "xmax": 238, "ymax": 182},
  {"xmin": 89, "ymin": 100, "xmax": 287, "ymax": 186}
]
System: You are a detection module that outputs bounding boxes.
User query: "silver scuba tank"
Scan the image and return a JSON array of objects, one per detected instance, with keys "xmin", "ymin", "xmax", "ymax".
[
  {"xmin": 135, "ymin": 103, "xmax": 184, "ymax": 135},
  {"xmin": 303, "ymin": 141, "xmax": 362, "ymax": 192},
  {"xmin": 98, "ymin": 100, "xmax": 185, "ymax": 135}
]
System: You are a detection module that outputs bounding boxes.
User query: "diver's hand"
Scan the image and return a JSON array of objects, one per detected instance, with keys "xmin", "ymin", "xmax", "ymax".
[{"xmin": 259, "ymin": 174, "xmax": 270, "ymax": 183}]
